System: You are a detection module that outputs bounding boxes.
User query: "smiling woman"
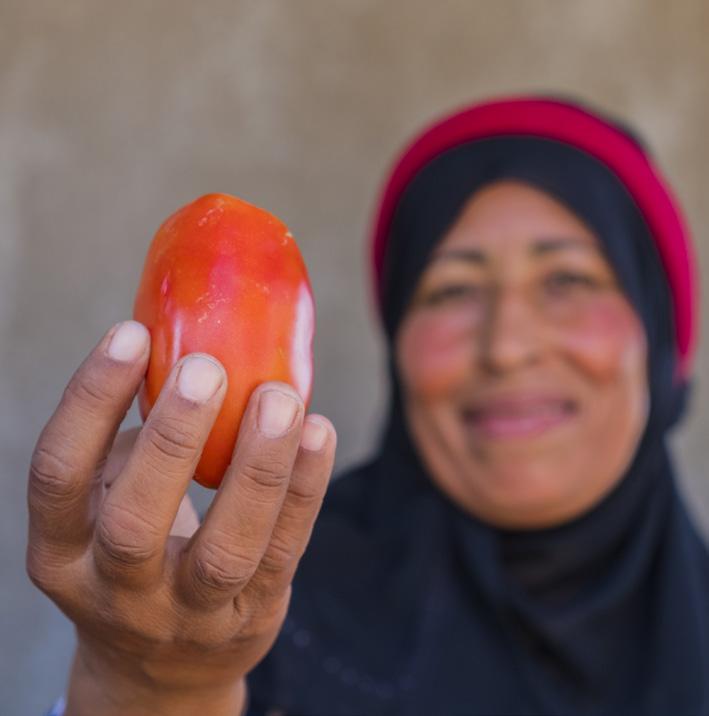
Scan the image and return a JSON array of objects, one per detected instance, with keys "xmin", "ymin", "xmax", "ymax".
[{"xmin": 398, "ymin": 180, "xmax": 649, "ymax": 528}]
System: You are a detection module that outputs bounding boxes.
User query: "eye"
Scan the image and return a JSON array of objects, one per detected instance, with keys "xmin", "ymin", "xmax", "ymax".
[
  {"xmin": 544, "ymin": 271, "xmax": 601, "ymax": 294},
  {"xmin": 423, "ymin": 284, "xmax": 483, "ymax": 306}
]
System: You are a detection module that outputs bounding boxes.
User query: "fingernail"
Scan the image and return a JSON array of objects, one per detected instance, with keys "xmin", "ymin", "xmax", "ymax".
[
  {"xmin": 258, "ymin": 390, "xmax": 298, "ymax": 437},
  {"xmin": 107, "ymin": 321, "xmax": 148, "ymax": 362},
  {"xmin": 301, "ymin": 417, "xmax": 328, "ymax": 452},
  {"xmin": 177, "ymin": 355, "xmax": 223, "ymax": 403}
]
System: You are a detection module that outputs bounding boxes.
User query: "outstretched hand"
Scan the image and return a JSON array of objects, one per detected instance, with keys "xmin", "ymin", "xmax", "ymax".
[{"xmin": 26, "ymin": 321, "xmax": 336, "ymax": 716}]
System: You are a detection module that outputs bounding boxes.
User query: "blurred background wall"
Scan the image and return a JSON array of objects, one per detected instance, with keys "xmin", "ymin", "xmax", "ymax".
[{"xmin": 2, "ymin": 1, "xmax": 709, "ymax": 712}]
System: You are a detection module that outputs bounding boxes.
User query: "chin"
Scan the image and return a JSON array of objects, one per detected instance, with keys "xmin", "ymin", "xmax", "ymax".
[{"xmin": 461, "ymin": 460, "xmax": 596, "ymax": 529}]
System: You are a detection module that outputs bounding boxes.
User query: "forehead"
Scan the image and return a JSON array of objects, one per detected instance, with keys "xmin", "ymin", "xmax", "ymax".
[{"xmin": 435, "ymin": 179, "xmax": 601, "ymax": 257}]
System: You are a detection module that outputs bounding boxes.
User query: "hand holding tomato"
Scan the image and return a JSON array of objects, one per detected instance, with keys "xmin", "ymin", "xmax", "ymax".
[
  {"xmin": 27, "ymin": 324, "xmax": 335, "ymax": 715},
  {"xmin": 26, "ymin": 196, "xmax": 335, "ymax": 715}
]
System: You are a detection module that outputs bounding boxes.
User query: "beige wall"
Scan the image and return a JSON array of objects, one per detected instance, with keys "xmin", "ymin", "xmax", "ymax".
[{"xmin": 3, "ymin": 2, "xmax": 709, "ymax": 712}]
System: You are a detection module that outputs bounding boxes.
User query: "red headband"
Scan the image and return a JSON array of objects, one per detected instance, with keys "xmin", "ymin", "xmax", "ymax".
[{"xmin": 369, "ymin": 97, "xmax": 698, "ymax": 379}]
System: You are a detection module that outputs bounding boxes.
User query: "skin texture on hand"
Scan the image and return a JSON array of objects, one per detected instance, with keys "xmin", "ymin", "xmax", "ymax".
[
  {"xmin": 66, "ymin": 647, "xmax": 248, "ymax": 716},
  {"xmin": 103, "ymin": 428, "xmax": 200, "ymax": 539},
  {"xmin": 26, "ymin": 320, "xmax": 336, "ymax": 716}
]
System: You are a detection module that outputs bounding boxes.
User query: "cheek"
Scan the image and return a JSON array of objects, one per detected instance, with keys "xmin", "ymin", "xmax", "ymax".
[
  {"xmin": 397, "ymin": 313, "xmax": 472, "ymax": 399},
  {"xmin": 559, "ymin": 297, "xmax": 647, "ymax": 381}
]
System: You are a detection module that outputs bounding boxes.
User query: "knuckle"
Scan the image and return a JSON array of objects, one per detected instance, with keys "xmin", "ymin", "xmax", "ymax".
[
  {"xmin": 143, "ymin": 416, "xmax": 200, "ymax": 463},
  {"xmin": 26, "ymin": 542, "xmax": 66, "ymax": 598},
  {"xmin": 234, "ymin": 591, "xmax": 289, "ymax": 636},
  {"xmin": 192, "ymin": 541, "xmax": 255, "ymax": 595},
  {"xmin": 28, "ymin": 446, "xmax": 77, "ymax": 503},
  {"xmin": 26, "ymin": 563, "xmax": 49, "ymax": 593},
  {"xmin": 26, "ymin": 548, "xmax": 52, "ymax": 592},
  {"xmin": 64, "ymin": 371, "xmax": 116, "ymax": 412},
  {"xmin": 95, "ymin": 502, "xmax": 160, "ymax": 568},
  {"xmin": 240, "ymin": 456, "xmax": 291, "ymax": 491},
  {"xmin": 284, "ymin": 484, "xmax": 323, "ymax": 512},
  {"xmin": 259, "ymin": 534, "xmax": 300, "ymax": 575}
]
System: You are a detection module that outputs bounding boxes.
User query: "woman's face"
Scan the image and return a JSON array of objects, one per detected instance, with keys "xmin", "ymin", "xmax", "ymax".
[{"xmin": 396, "ymin": 180, "xmax": 649, "ymax": 529}]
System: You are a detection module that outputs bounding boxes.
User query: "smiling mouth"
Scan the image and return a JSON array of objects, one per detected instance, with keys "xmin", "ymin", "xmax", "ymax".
[{"xmin": 461, "ymin": 399, "xmax": 579, "ymax": 440}]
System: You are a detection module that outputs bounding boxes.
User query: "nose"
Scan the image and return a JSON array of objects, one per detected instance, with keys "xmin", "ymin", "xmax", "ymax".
[{"xmin": 479, "ymin": 286, "xmax": 545, "ymax": 375}]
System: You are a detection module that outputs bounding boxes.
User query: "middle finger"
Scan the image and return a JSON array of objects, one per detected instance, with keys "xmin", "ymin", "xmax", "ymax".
[{"xmin": 179, "ymin": 381, "xmax": 304, "ymax": 608}]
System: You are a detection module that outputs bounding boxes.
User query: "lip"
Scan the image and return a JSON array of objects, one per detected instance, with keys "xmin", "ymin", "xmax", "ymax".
[{"xmin": 461, "ymin": 394, "xmax": 579, "ymax": 440}]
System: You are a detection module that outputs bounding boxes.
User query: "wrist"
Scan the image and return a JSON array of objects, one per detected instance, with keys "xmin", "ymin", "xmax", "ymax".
[{"xmin": 65, "ymin": 641, "xmax": 248, "ymax": 716}]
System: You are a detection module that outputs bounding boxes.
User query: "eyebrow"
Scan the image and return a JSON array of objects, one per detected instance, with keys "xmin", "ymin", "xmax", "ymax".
[
  {"xmin": 431, "ymin": 237, "xmax": 595, "ymax": 265},
  {"xmin": 431, "ymin": 248, "xmax": 487, "ymax": 264},
  {"xmin": 531, "ymin": 237, "xmax": 595, "ymax": 255}
]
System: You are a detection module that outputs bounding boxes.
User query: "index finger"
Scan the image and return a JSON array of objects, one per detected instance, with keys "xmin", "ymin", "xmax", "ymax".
[
  {"xmin": 93, "ymin": 353, "xmax": 226, "ymax": 580},
  {"xmin": 27, "ymin": 321, "xmax": 150, "ymax": 551}
]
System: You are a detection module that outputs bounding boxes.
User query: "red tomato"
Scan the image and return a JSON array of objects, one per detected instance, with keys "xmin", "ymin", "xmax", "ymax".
[{"xmin": 133, "ymin": 193, "xmax": 315, "ymax": 489}]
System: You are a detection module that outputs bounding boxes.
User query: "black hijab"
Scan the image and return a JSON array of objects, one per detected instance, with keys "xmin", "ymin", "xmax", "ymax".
[{"xmin": 246, "ymin": 122, "xmax": 709, "ymax": 715}]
